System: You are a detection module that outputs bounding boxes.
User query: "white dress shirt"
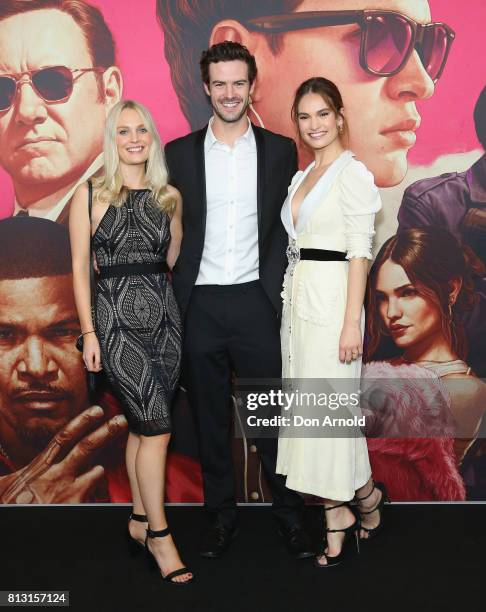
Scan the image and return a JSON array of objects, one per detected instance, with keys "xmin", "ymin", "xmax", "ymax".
[
  {"xmin": 13, "ymin": 153, "xmax": 104, "ymax": 221},
  {"xmin": 196, "ymin": 118, "xmax": 259, "ymax": 285}
]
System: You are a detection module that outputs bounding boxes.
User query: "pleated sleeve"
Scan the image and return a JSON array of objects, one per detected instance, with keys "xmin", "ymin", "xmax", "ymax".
[{"xmin": 339, "ymin": 159, "xmax": 382, "ymax": 260}]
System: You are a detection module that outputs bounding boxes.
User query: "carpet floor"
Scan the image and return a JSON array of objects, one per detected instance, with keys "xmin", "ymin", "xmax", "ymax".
[{"xmin": 0, "ymin": 504, "xmax": 483, "ymax": 612}]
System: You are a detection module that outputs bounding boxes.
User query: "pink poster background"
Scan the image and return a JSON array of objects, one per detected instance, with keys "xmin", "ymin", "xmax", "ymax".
[
  {"xmin": 1, "ymin": 0, "xmax": 485, "ymax": 504},
  {"xmin": 1, "ymin": 0, "xmax": 485, "ymax": 217}
]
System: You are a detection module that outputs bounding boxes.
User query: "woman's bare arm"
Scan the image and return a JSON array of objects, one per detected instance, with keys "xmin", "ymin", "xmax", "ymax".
[
  {"xmin": 166, "ymin": 185, "xmax": 183, "ymax": 270},
  {"xmin": 69, "ymin": 183, "xmax": 101, "ymax": 371},
  {"xmin": 339, "ymin": 257, "xmax": 368, "ymax": 362},
  {"xmin": 69, "ymin": 182, "xmax": 94, "ymax": 333}
]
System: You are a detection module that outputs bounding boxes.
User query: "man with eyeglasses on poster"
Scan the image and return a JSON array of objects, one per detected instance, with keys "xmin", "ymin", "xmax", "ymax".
[
  {"xmin": 157, "ymin": 0, "xmax": 454, "ymax": 190},
  {"xmin": 0, "ymin": 0, "xmax": 122, "ymax": 225}
]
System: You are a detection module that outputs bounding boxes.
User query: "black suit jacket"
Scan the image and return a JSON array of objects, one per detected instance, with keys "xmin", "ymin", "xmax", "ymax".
[{"xmin": 165, "ymin": 123, "xmax": 298, "ymax": 319}]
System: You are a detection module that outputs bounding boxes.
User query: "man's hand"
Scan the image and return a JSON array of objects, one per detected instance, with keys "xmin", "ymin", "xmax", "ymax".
[{"xmin": 0, "ymin": 406, "xmax": 127, "ymax": 503}]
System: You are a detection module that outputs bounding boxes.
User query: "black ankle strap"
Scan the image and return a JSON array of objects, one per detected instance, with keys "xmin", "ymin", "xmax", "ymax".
[
  {"xmin": 324, "ymin": 502, "xmax": 347, "ymax": 512},
  {"xmin": 359, "ymin": 483, "xmax": 387, "ymax": 514},
  {"xmin": 355, "ymin": 481, "xmax": 375, "ymax": 503},
  {"xmin": 130, "ymin": 512, "xmax": 148, "ymax": 523},
  {"xmin": 326, "ymin": 518, "xmax": 359, "ymax": 534},
  {"xmin": 360, "ymin": 498, "xmax": 383, "ymax": 515},
  {"xmin": 164, "ymin": 567, "xmax": 191, "ymax": 582},
  {"xmin": 147, "ymin": 527, "xmax": 170, "ymax": 538},
  {"xmin": 326, "ymin": 526, "xmax": 353, "ymax": 533}
]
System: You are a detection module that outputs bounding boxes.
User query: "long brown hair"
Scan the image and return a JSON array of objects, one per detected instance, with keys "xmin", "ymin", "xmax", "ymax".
[
  {"xmin": 365, "ymin": 228, "xmax": 484, "ymax": 362},
  {"xmin": 291, "ymin": 77, "xmax": 348, "ymax": 144}
]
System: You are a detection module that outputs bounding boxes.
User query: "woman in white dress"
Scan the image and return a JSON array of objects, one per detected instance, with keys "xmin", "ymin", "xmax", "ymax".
[{"xmin": 276, "ymin": 77, "xmax": 386, "ymax": 567}]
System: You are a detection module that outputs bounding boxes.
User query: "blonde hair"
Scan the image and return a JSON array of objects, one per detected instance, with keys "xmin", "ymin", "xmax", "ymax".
[{"xmin": 94, "ymin": 100, "xmax": 176, "ymax": 213}]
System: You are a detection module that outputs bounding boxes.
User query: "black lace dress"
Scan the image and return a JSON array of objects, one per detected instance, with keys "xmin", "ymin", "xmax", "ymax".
[{"xmin": 92, "ymin": 189, "xmax": 181, "ymax": 435}]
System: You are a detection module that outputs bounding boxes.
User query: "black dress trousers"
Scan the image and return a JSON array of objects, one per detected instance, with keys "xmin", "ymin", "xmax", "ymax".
[{"xmin": 183, "ymin": 280, "xmax": 303, "ymax": 529}]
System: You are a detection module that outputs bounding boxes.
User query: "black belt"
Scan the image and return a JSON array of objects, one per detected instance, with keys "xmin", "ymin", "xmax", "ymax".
[
  {"xmin": 299, "ymin": 248, "xmax": 347, "ymax": 261},
  {"xmin": 98, "ymin": 262, "xmax": 169, "ymax": 279},
  {"xmin": 193, "ymin": 280, "xmax": 260, "ymax": 294}
]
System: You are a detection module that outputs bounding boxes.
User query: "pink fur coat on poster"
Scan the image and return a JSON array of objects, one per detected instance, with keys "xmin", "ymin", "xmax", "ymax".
[{"xmin": 362, "ymin": 361, "xmax": 466, "ymax": 501}]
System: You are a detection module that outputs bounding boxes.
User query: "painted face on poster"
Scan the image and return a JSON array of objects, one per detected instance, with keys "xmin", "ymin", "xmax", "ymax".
[
  {"xmin": 0, "ymin": 274, "xmax": 88, "ymax": 455},
  {"xmin": 203, "ymin": 0, "xmax": 448, "ymax": 187},
  {"xmin": 0, "ymin": 8, "xmax": 122, "ymax": 209}
]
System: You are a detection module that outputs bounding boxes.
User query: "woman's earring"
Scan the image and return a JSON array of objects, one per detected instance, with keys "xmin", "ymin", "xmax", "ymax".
[{"xmin": 338, "ymin": 123, "xmax": 343, "ymax": 133}]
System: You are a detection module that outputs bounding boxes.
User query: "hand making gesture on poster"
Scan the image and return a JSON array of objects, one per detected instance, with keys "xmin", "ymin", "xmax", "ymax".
[{"xmin": 0, "ymin": 407, "xmax": 127, "ymax": 504}]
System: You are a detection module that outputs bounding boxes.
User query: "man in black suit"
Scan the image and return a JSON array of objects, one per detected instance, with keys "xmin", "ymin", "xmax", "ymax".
[{"xmin": 165, "ymin": 42, "xmax": 311, "ymax": 559}]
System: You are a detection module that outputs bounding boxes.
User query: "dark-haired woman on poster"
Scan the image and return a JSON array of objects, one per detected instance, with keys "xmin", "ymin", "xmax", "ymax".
[
  {"xmin": 70, "ymin": 100, "xmax": 193, "ymax": 584},
  {"xmin": 363, "ymin": 227, "xmax": 486, "ymax": 501},
  {"xmin": 276, "ymin": 77, "xmax": 386, "ymax": 567}
]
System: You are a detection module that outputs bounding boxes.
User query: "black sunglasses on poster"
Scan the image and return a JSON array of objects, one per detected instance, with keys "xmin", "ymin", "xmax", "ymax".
[
  {"xmin": 0, "ymin": 65, "xmax": 104, "ymax": 112},
  {"xmin": 245, "ymin": 10, "xmax": 455, "ymax": 82}
]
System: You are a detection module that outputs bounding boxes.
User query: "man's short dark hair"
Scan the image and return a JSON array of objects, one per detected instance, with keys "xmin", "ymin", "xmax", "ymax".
[
  {"xmin": 0, "ymin": 218, "xmax": 72, "ymax": 280},
  {"xmin": 474, "ymin": 84, "xmax": 486, "ymax": 150},
  {"xmin": 200, "ymin": 41, "xmax": 257, "ymax": 86},
  {"xmin": 0, "ymin": 0, "xmax": 117, "ymax": 98},
  {"xmin": 157, "ymin": 0, "xmax": 300, "ymax": 130}
]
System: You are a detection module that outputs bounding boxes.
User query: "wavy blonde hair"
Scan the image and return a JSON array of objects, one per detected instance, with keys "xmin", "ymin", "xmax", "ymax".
[{"xmin": 94, "ymin": 100, "xmax": 176, "ymax": 213}]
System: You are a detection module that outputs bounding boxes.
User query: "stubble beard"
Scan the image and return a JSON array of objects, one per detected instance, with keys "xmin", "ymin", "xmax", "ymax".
[{"xmin": 212, "ymin": 97, "xmax": 250, "ymax": 124}]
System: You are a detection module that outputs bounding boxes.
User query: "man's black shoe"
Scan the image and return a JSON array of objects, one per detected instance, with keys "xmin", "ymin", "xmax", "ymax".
[
  {"xmin": 279, "ymin": 524, "xmax": 314, "ymax": 559},
  {"xmin": 200, "ymin": 522, "xmax": 240, "ymax": 558}
]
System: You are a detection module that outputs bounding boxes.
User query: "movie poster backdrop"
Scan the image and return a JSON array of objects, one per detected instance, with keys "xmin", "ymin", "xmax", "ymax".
[{"xmin": 0, "ymin": 0, "xmax": 485, "ymax": 503}]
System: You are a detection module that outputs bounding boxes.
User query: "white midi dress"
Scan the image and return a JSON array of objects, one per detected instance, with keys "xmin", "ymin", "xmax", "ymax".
[{"xmin": 276, "ymin": 151, "xmax": 382, "ymax": 501}]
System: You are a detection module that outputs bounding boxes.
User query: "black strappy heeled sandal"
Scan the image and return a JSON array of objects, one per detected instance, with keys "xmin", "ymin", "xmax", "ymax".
[
  {"xmin": 126, "ymin": 512, "xmax": 147, "ymax": 556},
  {"xmin": 315, "ymin": 502, "xmax": 360, "ymax": 568},
  {"xmin": 145, "ymin": 527, "xmax": 194, "ymax": 585},
  {"xmin": 354, "ymin": 481, "xmax": 390, "ymax": 542}
]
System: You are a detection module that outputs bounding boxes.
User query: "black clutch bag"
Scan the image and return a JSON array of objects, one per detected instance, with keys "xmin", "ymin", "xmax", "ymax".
[{"xmin": 75, "ymin": 334, "xmax": 84, "ymax": 352}]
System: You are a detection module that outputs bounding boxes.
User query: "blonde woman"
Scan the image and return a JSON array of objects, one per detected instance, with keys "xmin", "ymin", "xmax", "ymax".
[{"xmin": 69, "ymin": 100, "xmax": 192, "ymax": 584}]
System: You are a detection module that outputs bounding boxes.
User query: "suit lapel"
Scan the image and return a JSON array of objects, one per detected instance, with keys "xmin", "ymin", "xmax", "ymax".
[
  {"xmin": 195, "ymin": 126, "xmax": 208, "ymax": 242},
  {"xmin": 253, "ymin": 126, "xmax": 265, "ymax": 248}
]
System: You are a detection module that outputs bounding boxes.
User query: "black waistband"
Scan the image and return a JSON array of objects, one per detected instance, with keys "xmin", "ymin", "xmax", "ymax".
[
  {"xmin": 299, "ymin": 248, "xmax": 347, "ymax": 262},
  {"xmin": 192, "ymin": 280, "xmax": 261, "ymax": 294},
  {"xmin": 98, "ymin": 262, "xmax": 169, "ymax": 279}
]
